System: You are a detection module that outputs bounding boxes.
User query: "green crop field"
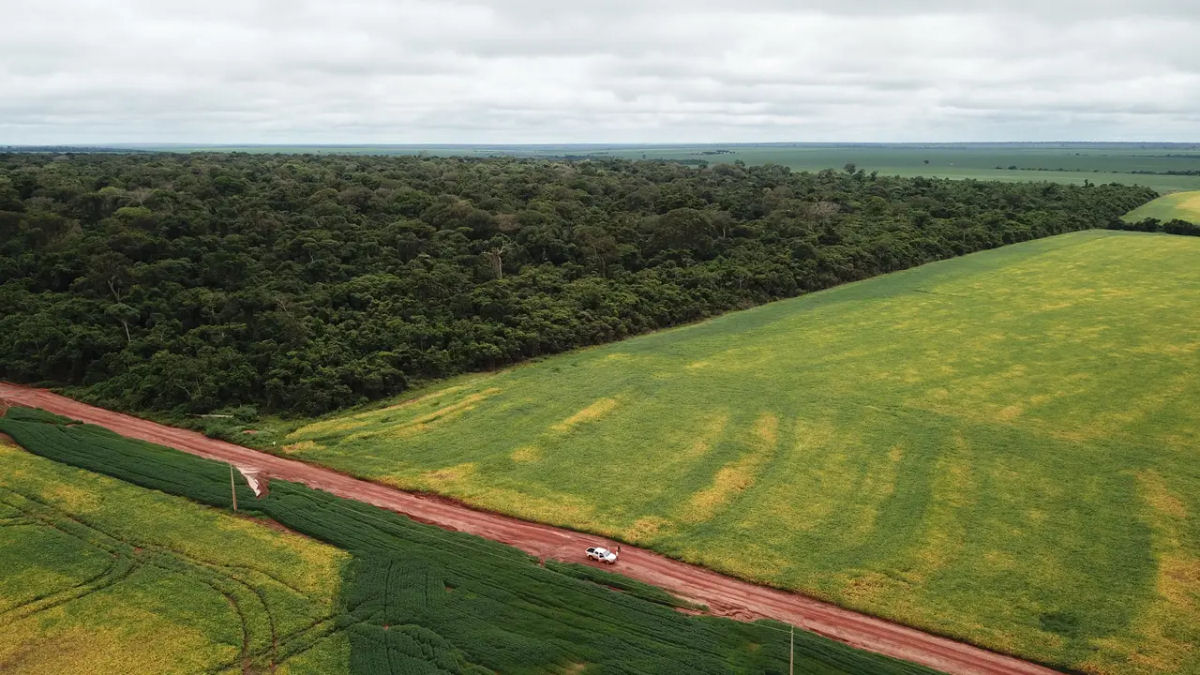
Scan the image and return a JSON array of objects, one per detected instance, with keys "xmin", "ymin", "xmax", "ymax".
[
  {"xmin": 0, "ymin": 429, "xmax": 350, "ymax": 673},
  {"xmin": 131, "ymin": 142, "xmax": 1200, "ymax": 193},
  {"xmin": 577, "ymin": 145, "xmax": 1200, "ymax": 194},
  {"xmin": 1124, "ymin": 191, "xmax": 1200, "ymax": 224},
  {"xmin": 266, "ymin": 230, "xmax": 1200, "ymax": 674},
  {"xmin": 0, "ymin": 409, "xmax": 934, "ymax": 674}
]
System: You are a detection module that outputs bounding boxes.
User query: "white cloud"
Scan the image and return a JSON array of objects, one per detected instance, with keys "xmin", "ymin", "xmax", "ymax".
[{"xmin": 1, "ymin": 0, "xmax": 1197, "ymax": 142}]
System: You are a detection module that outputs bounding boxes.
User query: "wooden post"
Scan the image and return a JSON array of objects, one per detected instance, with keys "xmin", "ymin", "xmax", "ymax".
[
  {"xmin": 789, "ymin": 625, "xmax": 793, "ymax": 675},
  {"xmin": 230, "ymin": 463, "xmax": 238, "ymax": 511}
]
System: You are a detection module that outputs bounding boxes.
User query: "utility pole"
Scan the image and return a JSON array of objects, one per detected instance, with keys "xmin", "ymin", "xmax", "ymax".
[
  {"xmin": 229, "ymin": 463, "xmax": 238, "ymax": 511},
  {"xmin": 789, "ymin": 625, "xmax": 793, "ymax": 675}
]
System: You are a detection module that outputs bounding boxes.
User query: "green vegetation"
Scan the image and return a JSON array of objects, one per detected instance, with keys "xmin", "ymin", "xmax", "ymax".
[
  {"xmin": 0, "ymin": 436, "xmax": 349, "ymax": 673},
  {"xmin": 119, "ymin": 143, "xmax": 1200, "ymax": 193},
  {"xmin": 544, "ymin": 561, "xmax": 706, "ymax": 611},
  {"xmin": 572, "ymin": 144, "xmax": 1200, "ymax": 194},
  {"xmin": 1124, "ymin": 190, "xmax": 1200, "ymax": 224},
  {"xmin": 0, "ymin": 153, "xmax": 1152, "ymax": 418},
  {"xmin": 269, "ymin": 231, "xmax": 1200, "ymax": 674},
  {"xmin": 0, "ymin": 410, "xmax": 936, "ymax": 674}
]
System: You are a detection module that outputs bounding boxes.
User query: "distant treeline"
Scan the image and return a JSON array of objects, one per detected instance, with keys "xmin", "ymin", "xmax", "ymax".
[
  {"xmin": 1107, "ymin": 218, "xmax": 1200, "ymax": 236},
  {"xmin": 0, "ymin": 146, "xmax": 149, "ymax": 154},
  {"xmin": 997, "ymin": 165, "xmax": 1200, "ymax": 176},
  {"xmin": 1130, "ymin": 169, "xmax": 1200, "ymax": 176},
  {"xmin": 0, "ymin": 153, "xmax": 1154, "ymax": 416}
]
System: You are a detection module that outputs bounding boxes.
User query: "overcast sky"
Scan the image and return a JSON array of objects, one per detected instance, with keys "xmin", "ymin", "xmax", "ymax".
[{"xmin": 3, "ymin": 0, "xmax": 1198, "ymax": 144}]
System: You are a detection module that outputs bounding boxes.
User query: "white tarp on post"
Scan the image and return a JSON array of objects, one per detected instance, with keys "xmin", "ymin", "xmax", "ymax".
[{"xmin": 236, "ymin": 466, "xmax": 266, "ymax": 497}]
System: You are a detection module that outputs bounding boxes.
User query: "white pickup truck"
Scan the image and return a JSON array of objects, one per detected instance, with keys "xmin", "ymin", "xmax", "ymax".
[{"xmin": 585, "ymin": 546, "xmax": 618, "ymax": 564}]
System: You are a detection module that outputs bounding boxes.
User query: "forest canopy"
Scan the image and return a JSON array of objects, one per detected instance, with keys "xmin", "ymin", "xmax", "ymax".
[{"xmin": 0, "ymin": 153, "xmax": 1155, "ymax": 416}]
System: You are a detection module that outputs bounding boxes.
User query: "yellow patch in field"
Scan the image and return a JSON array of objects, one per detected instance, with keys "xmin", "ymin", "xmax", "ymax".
[
  {"xmin": 753, "ymin": 413, "xmax": 779, "ymax": 447},
  {"xmin": 40, "ymin": 482, "xmax": 102, "ymax": 512},
  {"xmin": 627, "ymin": 516, "xmax": 672, "ymax": 542},
  {"xmin": 1157, "ymin": 554, "xmax": 1200, "ymax": 612},
  {"xmin": 846, "ymin": 443, "xmax": 904, "ymax": 540},
  {"xmin": 551, "ymin": 397, "xmax": 619, "ymax": 432},
  {"xmin": 1039, "ymin": 300, "xmax": 1074, "ymax": 312},
  {"xmin": 908, "ymin": 435, "xmax": 973, "ymax": 578},
  {"xmin": 1135, "ymin": 340, "xmax": 1200, "ymax": 356},
  {"xmin": 983, "ymin": 550, "xmax": 1017, "ymax": 571},
  {"xmin": 286, "ymin": 417, "xmax": 368, "ymax": 439},
  {"xmin": 680, "ymin": 413, "xmax": 778, "ymax": 523},
  {"xmin": 420, "ymin": 462, "xmax": 477, "ymax": 485},
  {"xmin": 377, "ymin": 385, "xmax": 468, "ymax": 413},
  {"xmin": 1177, "ymin": 191, "xmax": 1200, "ymax": 215},
  {"xmin": 603, "ymin": 353, "xmax": 632, "ymax": 361},
  {"xmin": 377, "ymin": 388, "xmax": 501, "ymax": 440},
  {"xmin": 281, "ymin": 440, "xmax": 321, "ymax": 454},
  {"xmin": 510, "ymin": 445, "xmax": 541, "ymax": 463},
  {"xmin": 703, "ymin": 544, "xmax": 792, "ymax": 582},
  {"xmin": 287, "ymin": 385, "xmax": 475, "ymax": 439},
  {"xmin": 685, "ymin": 360, "xmax": 711, "ymax": 371},
  {"xmin": 1140, "ymin": 471, "xmax": 1188, "ymax": 520},
  {"xmin": 1081, "ymin": 471, "xmax": 1200, "ymax": 673},
  {"xmin": 737, "ymin": 416, "xmax": 844, "ymax": 532},
  {"xmin": 1063, "ymin": 373, "xmax": 1193, "ymax": 444},
  {"xmin": 467, "ymin": 485, "xmax": 600, "ymax": 531},
  {"xmin": 0, "ymin": 614, "xmax": 220, "ymax": 674},
  {"xmin": 839, "ymin": 571, "xmax": 907, "ymax": 606},
  {"xmin": 682, "ymin": 413, "xmax": 730, "ymax": 459},
  {"xmin": 996, "ymin": 404, "xmax": 1023, "ymax": 421}
]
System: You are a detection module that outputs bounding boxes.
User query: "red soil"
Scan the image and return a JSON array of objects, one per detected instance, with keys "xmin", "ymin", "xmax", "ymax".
[{"xmin": 0, "ymin": 382, "xmax": 1058, "ymax": 675}]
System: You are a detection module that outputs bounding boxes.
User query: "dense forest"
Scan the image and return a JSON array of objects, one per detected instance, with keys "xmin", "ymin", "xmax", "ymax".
[{"xmin": 0, "ymin": 153, "xmax": 1155, "ymax": 417}]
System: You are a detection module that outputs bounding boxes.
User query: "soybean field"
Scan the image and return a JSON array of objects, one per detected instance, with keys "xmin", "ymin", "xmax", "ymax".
[
  {"xmin": 1124, "ymin": 190, "xmax": 1200, "ymax": 224},
  {"xmin": 0, "ymin": 408, "xmax": 935, "ymax": 674},
  {"xmin": 0, "ymin": 410, "xmax": 350, "ymax": 673},
  {"xmin": 268, "ymin": 230, "xmax": 1200, "ymax": 674}
]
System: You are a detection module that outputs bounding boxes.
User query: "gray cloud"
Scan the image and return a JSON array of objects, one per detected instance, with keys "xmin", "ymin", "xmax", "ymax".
[{"xmin": 1, "ymin": 0, "xmax": 1198, "ymax": 143}]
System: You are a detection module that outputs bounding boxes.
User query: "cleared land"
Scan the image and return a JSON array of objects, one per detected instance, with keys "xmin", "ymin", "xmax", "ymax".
[
  {"xmin": 268, "ymin": 230, "xmax": 1200, "ymax": 674},
  {"xmin": 1124, "ymin": 190, "xmax": 1200, "ymax": 224},
  {"xmin": 0, "ymin": 428, "xmax": 349, "ymax": 673},
  {"xmin": 0, "ymin": 408, "xmax": 938, "ymax": 674}
]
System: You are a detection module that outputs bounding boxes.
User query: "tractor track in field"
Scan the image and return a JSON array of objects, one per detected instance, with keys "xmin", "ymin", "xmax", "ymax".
[{"xmin": 0, "ymin": 382, "xmax": 1058, "ymax": 675}]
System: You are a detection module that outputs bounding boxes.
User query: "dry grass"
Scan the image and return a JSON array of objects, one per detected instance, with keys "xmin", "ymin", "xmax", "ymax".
[
  {"xmin": 372, "ymin": 388, "xmax": 500, "ymax": 440},
  {"xmin": 510, "ymin": 445, "xmax": 541, "ymax": 463},
  {"xmin": 281, "ymin": 439, "xmax": 321, "ymax": 454},
  {"xmin": 551, "ymin": 397, "xmax": 619, "ymax": 432}
]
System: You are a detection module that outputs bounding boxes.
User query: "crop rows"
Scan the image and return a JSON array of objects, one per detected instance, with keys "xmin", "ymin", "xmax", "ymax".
[
  {"xmin": 272, "ymin": 229, "xmax": 1200, "ymax": 673},
  {"xmin": 0, "ymin": 409, "xmax": 936, "ymax": 674},
  {"xmin": 0, "ymin": 474, "xmax": 339, "ymax": 672}
]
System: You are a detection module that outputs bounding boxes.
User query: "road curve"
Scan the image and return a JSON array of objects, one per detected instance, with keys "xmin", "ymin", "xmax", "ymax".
[{"xmin": 0, "ymin": 382, "xmax": 1058, "ymax": 675}]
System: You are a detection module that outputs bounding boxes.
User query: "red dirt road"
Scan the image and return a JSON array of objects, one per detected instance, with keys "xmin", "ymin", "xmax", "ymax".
[{"xmin": 0, "ymin": 383, "xmax": 1057, "ymax": 675}]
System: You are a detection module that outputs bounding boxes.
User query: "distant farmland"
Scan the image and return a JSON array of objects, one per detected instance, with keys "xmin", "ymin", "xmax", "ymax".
[
  {"xmin": 267, "ymin": 230, "xmax": 1200, "ymax": 674},
  {"xmin": 577, "ymin": 144, "xmax": 1200, "ymax": 194},
  {"xmin": 1124, "ymin": 190, "xmax": 1200, "ymax": 224},
  {"xmin": 127, "ymin": 142, "xmax": 1200, "ymax": 193}
]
